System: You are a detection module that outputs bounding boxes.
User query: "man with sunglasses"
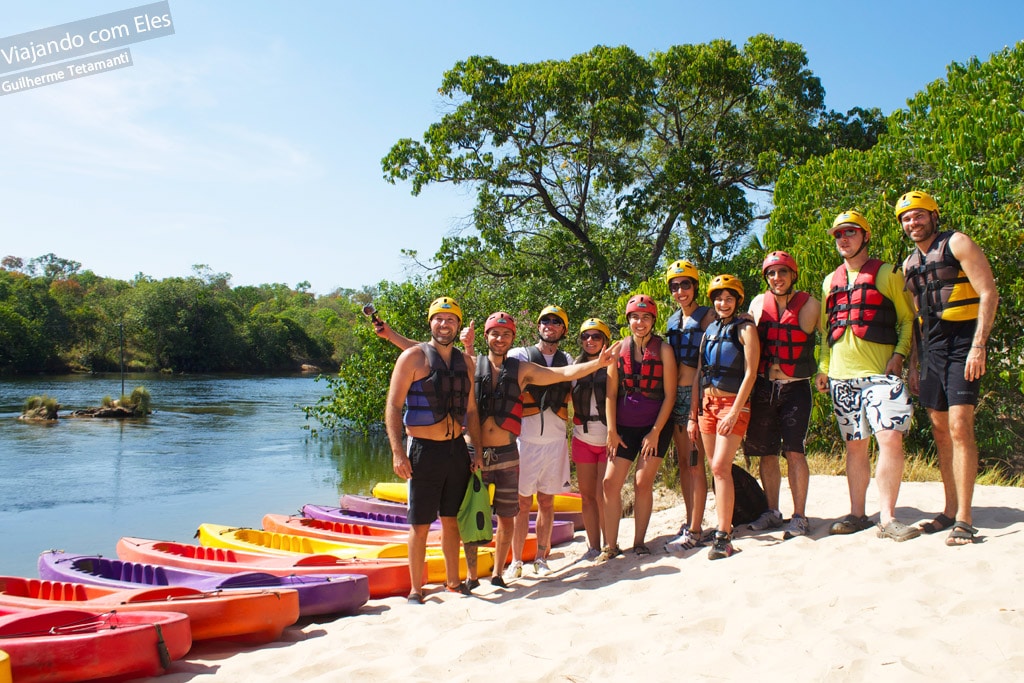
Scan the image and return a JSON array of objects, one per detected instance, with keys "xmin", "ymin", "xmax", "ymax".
[
  {"xmin": 816, "ymin": 211, "xmax": 919, "ymax": 542},
  {"xmin": 506, "ymin": 305, "xmax": 576, "ymax": 578},
  {"xmin": 745, "ymin": 251, "xmax": 820, "ymax": 539}
]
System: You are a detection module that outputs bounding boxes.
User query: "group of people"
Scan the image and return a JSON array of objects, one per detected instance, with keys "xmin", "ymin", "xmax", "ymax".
[{"xmin": 383, "ymin": 190, "xmax": 997, "ymax": 602}]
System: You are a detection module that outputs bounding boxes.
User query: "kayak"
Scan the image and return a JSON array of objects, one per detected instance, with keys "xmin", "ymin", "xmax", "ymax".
[
  {"xmin": 0, "ymin": 575, "xmax": 302, "ymax": 644},
  {"xmin": 0, "ymin": 606, "xmax": 191, "ymax": 683},
  {"xmin": 36, "ymin": 551, "xmax": 337, "ymax": 623},
  {"xmin": 303, "ymin": 504, "xmax": 576, "ymax": 548},
  {"xmin": 371, "ymin": 481, "xmax": 584, "ymax": 513},
  {"xmin": 341, "ymin": 493, "xmax": 585, "ymax": 530},
  {"xmin": 266, "ymin": 513, "xmax": 540, "ymax": 564},
  {"xmin": 0, "ymin": 649, "xmax": 8, "ymax": 683},
  {"xmin": 197, "ymin": 523, "xmax": 494, "ymax": 582},
  {"xmin": 117, "ymin": 536, "xmax": 407, "ymax": 599}
]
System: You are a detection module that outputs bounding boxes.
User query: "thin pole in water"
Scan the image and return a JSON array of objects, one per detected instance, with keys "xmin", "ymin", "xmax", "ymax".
[{"xmin": 119, "ymin": 322, "xmax": 125, "ymax": 398}]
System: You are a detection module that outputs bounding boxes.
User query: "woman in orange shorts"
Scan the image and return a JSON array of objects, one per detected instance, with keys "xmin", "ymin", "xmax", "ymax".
[{"xmin": 687, "ymin": 275, "xmax": 760, "ymax": 560}]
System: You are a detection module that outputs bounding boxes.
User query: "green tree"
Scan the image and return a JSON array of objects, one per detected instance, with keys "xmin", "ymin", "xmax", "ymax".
[{"xmin": 768, "ymin": 42, "xmax": 1024, "ymax": 467}]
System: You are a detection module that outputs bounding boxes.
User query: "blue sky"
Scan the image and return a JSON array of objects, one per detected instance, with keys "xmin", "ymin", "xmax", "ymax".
[{"xmin": 2, "ymin": 1, "xmax": 1022, "ymax": 294}]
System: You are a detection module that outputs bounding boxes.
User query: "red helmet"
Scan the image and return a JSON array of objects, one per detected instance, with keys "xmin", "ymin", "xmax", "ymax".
[
  {"xmin": 484, "ymin": 311, "xmax": 517, "ymax": 335},
  {"xmin": 625, "ymin": 294, "xmax": 657, "ymax": 320},
  {"xmin": 761, "ymin": 250, "xmax": 799, "ymax": 281}
]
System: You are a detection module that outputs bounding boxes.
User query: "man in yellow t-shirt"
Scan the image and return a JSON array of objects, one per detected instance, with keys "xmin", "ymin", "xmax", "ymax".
[{"xmin": 816, "ymin": 211, "xmax": 919, "ymax": 543}]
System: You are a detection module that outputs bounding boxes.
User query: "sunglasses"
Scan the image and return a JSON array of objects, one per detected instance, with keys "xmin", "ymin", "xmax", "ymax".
[
  {"xmin": 668, "ymin": 280, "xmax": 694, "ymax": 293},
  {"xmin": 833, "ymin": 227, "xmax": 861, "ymax": 240},
  {"xmin": 539, "ymin": 317, "xmax": 564, "ymax": 326},
  {"xmin": 580, "ymin": 332, "xmax": 604, "ymax": 341},
  {"xmin": 765, "ymin": 268, "xmax": 791, "ymax": 278}
]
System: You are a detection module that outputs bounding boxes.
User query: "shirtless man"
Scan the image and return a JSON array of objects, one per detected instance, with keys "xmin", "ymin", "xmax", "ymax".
[{"xmin": 385, "ymin": 297, "xmax": 483, "ymax": 603}]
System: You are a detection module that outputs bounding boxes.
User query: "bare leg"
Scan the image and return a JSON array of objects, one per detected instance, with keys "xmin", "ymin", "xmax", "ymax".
[
  {"xmin": 844, "ymin": 438, "xmax": 871, "ymax": 518},
  {"xmin": 927, "ymin": 408, "xmax": 958, "ymax": 520},
  {"xmin": 535, "ymin": 492, "xmax": 554, "ymax": 560},
  {"xmin": 601, "ymin": 457, "xmax": 632, "ymax": 549},
  {"xmin": 492, "ymin": 515, "xmax": 514, "ymax": 576},
  {"xmin": 512, "ymin": 494, "xmax": 533, "ymax": 563},
  {"xmin": 576, "ymin": 460, "xmax": 606, "ymax": 550},
  {"xmin": 785, "ymin": 451, "xmax": 810, "ymax": 517},
  {"xmin": 705, "ymin": 432, "xmax": 743, "ymax": 535},
  {"xmin": 407, "ymin": 524, "xmax": 429, "ymax": 595},
  {"xmin": 873, "ymin": 429, "xmax": 906, "ymax": 525},
  {"xmin": 675, "ymin": 426, "xmax": 708, "ymax": 532},
  {"xmin": 632, "ymin": 455, "xmax": 664, "ymax": 547},
  {"xmin": 947, "ymin": 404, "xmax": 978, "ymax": 525},
  {"xmin": 439, "ymin": 516, "xmax": 462, "ymax": 589},
  {"xmin": 758, "ymin": 455, "xmax": 782, "ymax": 511}
]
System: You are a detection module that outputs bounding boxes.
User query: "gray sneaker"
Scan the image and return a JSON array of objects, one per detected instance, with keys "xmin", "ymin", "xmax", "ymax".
[
  {"xmin": 783, "ymin": 513, "xmax": 809, "ymax": 539},
  {"xmin": 748, "ymin": 509, "xmax": 784, "ymax": 531}
]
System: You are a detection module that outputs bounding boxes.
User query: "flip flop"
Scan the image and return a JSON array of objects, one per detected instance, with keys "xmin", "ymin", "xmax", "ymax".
[
  {"xmin": 946, "ymin": 521, "xmax": 979, "ymax": 546},
  {"xmin": 919, "ymin": 513, "xmax": 955, "ymax": 534},
  {"xmin": 407, "ymin": 592, "xmax": 425, "ymax": 604}
]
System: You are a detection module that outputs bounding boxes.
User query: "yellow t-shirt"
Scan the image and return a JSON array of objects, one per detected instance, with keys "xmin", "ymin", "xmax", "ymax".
[{"xmin": 817, "ymin": 261, "xmax": 914, "ymax": 379}]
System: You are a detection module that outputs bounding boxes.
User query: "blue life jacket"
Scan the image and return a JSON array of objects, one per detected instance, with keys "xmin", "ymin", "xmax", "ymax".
[
  {"xmin": 666, "ymin": 306, "xmax": 710, "ymax": 368},
  {"xmin": 700, "ymin": 318, "xmax": 750, "ymax": 394},
  {"xmin": 404, "ymin": 343, "xmax": 470, "ymax": 427}
]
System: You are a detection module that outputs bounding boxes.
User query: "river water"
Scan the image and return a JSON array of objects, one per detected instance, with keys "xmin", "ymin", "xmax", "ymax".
[{"xmin": 0, "ymin": 374, "xmax": 397, "ymax": 577}]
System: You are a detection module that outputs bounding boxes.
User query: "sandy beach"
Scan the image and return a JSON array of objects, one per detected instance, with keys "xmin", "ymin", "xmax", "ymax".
[{"xmin": 145, "ymin": 474, "xmax": 1024, "ymax": 682}]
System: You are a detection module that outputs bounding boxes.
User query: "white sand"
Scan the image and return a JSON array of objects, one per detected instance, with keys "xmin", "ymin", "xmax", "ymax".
[{"xmin": 146, "ymin": 475, "xmax": 1024, "ymax": 682}]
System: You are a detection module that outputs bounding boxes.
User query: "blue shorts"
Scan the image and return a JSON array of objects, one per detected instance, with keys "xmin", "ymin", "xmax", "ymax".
[{"xmin": 407, "ymin": 436, "xmax": 472, "ymax": 525}]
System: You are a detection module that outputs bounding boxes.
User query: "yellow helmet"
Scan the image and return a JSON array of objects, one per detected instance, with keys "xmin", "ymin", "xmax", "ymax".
[
  {"xmin": 579, "ymin": 317, "xmax": 611, "ymax": 341},
  {"xmin": 537, "ymin": 305, "xmax": 569, "ymax": 329},
  {"xmin": 664, "ymin": 259, "xmax": 699, "ymax": 284},
  {"xmin": 427, "ymin": 296, "xmax": 462, "ymax": 325},
  {"xmin": 895, "ymin": 190, "xmax": 939, "ymax": 219},
  {"xmin": 707, "ymin": 274, "xmax": 745, "ymax": 306},
  {"xmin": 830, "ymin": 210, "xmax": 872, "ymax": 240}
]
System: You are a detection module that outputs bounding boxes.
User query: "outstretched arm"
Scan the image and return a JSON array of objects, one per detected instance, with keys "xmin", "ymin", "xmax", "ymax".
[{"xmin": 520, "ymin": 341, "xmax": 621, "ymax": 387}]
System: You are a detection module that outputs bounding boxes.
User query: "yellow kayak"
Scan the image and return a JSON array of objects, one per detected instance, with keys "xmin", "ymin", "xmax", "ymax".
[
  {"xmin": 371, "ymin": 481, "xmax": 583, "ymax": 513},
  {"xmin": 197, "ymin": 523, "xmax": 492, "ymax": 583}
]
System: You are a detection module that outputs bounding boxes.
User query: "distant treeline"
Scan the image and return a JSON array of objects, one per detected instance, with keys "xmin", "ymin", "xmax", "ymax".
[{"xmin": 0, "ymin": 255, "xmax": 370, "ymax": 374}]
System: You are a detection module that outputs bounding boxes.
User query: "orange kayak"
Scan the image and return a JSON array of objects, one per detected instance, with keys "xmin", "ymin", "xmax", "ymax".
[{"xmin": 0, "ymin": 575, "xmax": 297, "ymax": 644}]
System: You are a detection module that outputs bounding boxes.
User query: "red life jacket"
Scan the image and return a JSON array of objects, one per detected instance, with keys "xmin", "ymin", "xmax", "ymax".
[
  {"xmin": 618, "ymin": 336, "xmax": 665, "ymax": 399},
  {"xmin": 826, "ymin": 259, "xmax": 899, "ymax": 347},
  {"xmin": 756, "ymin": 291, "xmax": 817, "ymax": 378}
]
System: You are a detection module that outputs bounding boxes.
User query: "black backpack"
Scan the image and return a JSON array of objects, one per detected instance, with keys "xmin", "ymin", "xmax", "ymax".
[{"xmin": 713, "ymin": 463, "xmax": 769, "ymax": 525}]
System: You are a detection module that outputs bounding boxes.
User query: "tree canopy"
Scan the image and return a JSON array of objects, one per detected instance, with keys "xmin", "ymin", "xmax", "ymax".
[{"xmin": 382, "ymin": 36, "xmax": 883, "ymax": 309}]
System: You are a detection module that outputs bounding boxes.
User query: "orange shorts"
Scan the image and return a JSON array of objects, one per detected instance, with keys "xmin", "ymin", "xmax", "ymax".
[{"xmin": 698, "ymin": 394, "xmax": 751, "ymax": 437}]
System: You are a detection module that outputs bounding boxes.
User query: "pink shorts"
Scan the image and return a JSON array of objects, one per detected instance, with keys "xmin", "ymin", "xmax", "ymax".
[
  {"xmin": 571, "ymin": 438, "xmax": 607, "ymax": 465},
  {"xmin": 698, "ymin": 394, "xmax": 751, "ymax": 437}
]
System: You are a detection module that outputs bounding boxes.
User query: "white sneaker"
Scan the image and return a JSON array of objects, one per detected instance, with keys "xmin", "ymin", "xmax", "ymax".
[
  {"xmin": 748, "ymin": 509, "xmax": 783, "ymax": 531},
  {"xmin": 503, "ymin": 560, "xmax": 523, "ymax": 579},
  {"xmin": 533, "ymin": 558, "xmax": 552, "ymax": 577},
  {"xmin": 665, "ymin": 528, "xmax": 702, "ymax": 552}
]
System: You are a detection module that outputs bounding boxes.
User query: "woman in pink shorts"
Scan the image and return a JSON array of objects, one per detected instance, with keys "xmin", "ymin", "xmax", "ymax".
[
  {"xmin": 570, "ymin": 318, "xmax": 612, "ymax": 560},
  {"xmin": 688, "ymin": 275, "xmax": 760, "ymax": 561}
]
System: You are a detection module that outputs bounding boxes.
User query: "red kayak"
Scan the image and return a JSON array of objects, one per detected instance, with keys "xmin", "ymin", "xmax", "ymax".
[
  {"xmin": 116, "ymin": 536, "xmax": 410, "ymax": 598},
  {"xmin": 0, "ymin": 606, "xmax": 191, "ymax": 683},
  {"xmin": 0, "ymin": 575, "xmax": 296, "ymax": 644}
]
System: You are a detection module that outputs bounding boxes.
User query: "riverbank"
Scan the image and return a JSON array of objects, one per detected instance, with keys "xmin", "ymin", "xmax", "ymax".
[{"xmin": 145, "ymin": 474, "xmax": 1024, "ymax": 682}]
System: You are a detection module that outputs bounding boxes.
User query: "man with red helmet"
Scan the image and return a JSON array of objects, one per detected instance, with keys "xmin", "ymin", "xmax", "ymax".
[
  {"xmin": 897, "ymin": 190, "xmax": 998, "ymax": 546},
  {"xmin": 745, "ymin": 251, "xmax": 820, "ymax": 539},
  {"xmin": 816, "ymin": 211, "xmax": 919, "ymax": 543}
]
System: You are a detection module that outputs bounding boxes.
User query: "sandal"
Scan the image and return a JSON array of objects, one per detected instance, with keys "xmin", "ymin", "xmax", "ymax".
[
  {"xmin": 633, "ymin": 544, "xmax": 651, "ymax": 557},
  {"xmin": 407, "ymin": 592, "xmax": 424, "ymax": 605},
  {"xmin": 596, "ymin": 545, "xmax": 622, "ymax": 562},
  {"xmin": 919, "ymin": 513, "xmax": 955, "ymax": 534},
  {"xmin": 876, "ymin": 519, "xmax": 922, "ymax": 542},
  {"xmin": 829, "ymin": 514, "xmax": 872, "ymax": 535},
  {"xmin": 946, "ymin": 521, "xmax": 979, "ymax": 546}
]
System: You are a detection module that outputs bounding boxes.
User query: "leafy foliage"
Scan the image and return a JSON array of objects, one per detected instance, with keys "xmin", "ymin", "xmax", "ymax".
[{"xmin": 769, "ymin": 42, "xmax": 1024, "ymax": 468}]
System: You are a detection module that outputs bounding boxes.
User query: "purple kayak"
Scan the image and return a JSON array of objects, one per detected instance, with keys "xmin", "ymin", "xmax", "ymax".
[
  {"xmin": 339, "ymin": 493, "xmax": 585, "ymax": 531},
  {"xmin": 305, "ymin": 504, "xmax": 576, "ymax": 547},
  {"xmin": 38, "ymin": 551, "xmax": 369, "ymax": 617}
]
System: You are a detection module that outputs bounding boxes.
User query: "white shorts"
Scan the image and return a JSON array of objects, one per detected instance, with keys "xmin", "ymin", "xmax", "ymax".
[
  {"xmin": 517, "ymin": 436, "xmax": 570, "ymax": 497},
  {"xmin": 829, "ymin": 374, "xmax": 912, "ymax": 441}
]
